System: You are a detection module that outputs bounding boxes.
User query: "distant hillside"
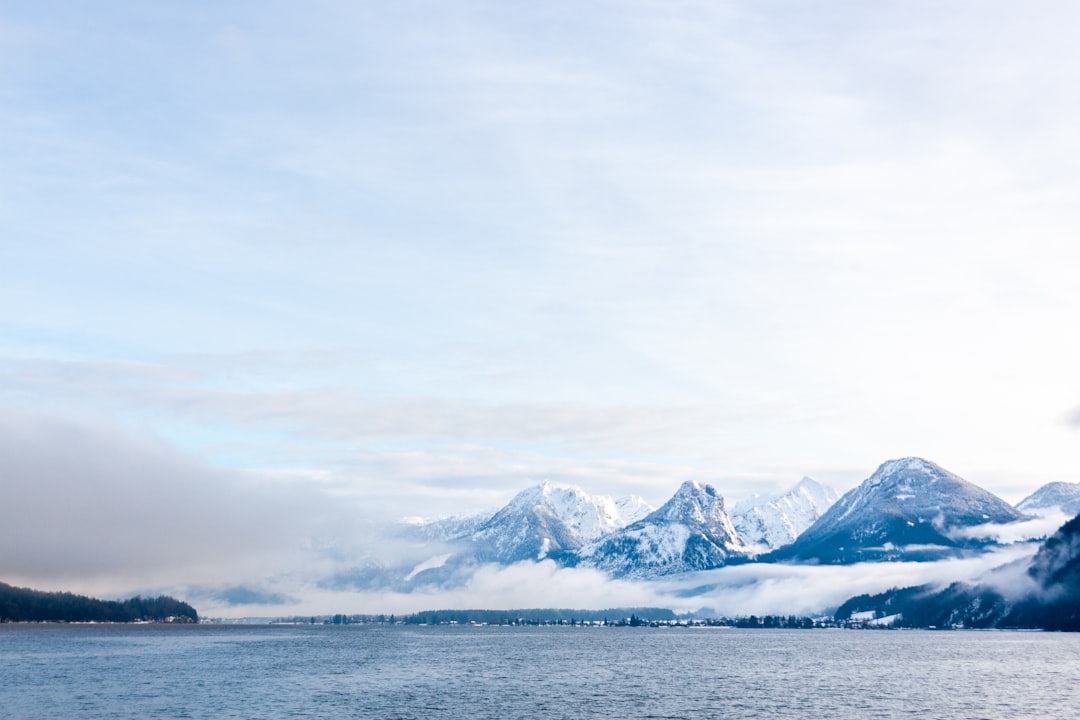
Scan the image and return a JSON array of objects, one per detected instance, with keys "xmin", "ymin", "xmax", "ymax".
[
  {"xmin": 0, "ymin": 582, "xmax": 198, "ymax": 623},
  {"xmin": 835, "ymin": 513, "xmax": 1080, "ymax": 630},
  {"xmin": 1017, "ymin": 481, "xmax": 1080, "ymax": 516}
]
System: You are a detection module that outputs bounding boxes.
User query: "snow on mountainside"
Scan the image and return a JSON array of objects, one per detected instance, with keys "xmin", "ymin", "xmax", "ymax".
[
  {"xmin": 467, "ymin": 481, "xmax": 651, "ymax": 563},
  {"xmin": 574, "ymin": 480, "xmax": 750, "ymax": 578},
  {"xmin": 616, "ymin": 494, "xmax": 655, "ymax": 524},
  {"xmin": 731, "ymin": 477, "xmax": 840, "ymax": 551},
  {"xmin": 768, "ymin": 457, "xmax": 1024, "ymax": 564},
  {"xmin": 404, "ymin": 511, "xmax": 494, "ymax": 543},
  {"xmin": 1017, "ymin": 482, "xmax": 1080, "ymax": 517}
]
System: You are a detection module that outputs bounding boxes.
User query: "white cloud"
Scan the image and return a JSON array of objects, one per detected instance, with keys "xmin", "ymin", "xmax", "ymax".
[
  {"xmin": 951, "ymin": 514, "xmax": 1072, "ymax": 545},
  {"xmin": 650, "ymin": 544, "xmax": 1042, "ymax": 617},
  {"xmin": 189, "ymin": 545, "xmax": 1044, "ymax": 619}
]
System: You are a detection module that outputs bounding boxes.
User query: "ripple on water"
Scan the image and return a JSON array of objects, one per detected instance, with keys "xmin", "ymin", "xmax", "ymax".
[{"xmin": 4, "ymin": 625, "xmax": 1080, "ymax": 720}]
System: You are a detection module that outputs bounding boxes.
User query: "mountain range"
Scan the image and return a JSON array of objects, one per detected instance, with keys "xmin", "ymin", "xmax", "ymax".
[
  {"xmin": 354, "ymin": 457, "xmax": 1071, "ymax": 592},
  {"xmin": 402, "ymin": 473, "xmax": 843, "ymax": 580}
]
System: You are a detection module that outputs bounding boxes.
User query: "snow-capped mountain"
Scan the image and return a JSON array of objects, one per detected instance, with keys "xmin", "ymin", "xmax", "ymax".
[
  {"xmin": 731, "ymin": 477, "xmax": 840, "ymax": 551},
  {"xmin": 615, "ymin": 494, "xmax": 655, "ymax": 525},
  {"xmin": 403, "ymin": 511, "xmax": 495, "ymax": 543},
  {"xmin": 768, "ymin": 457, "xmax": 1024, "ymax": 564},
  {"xmin": 1017, "ymin": 482, "xmax": 1080, "ymax": 517},
  {"xmin": 467, "ymin": 481, "xmax": 653, "ymax": 563},
  {"xmin": 574, "ymin": 480, "xmax": 750, "ymax": 578}
]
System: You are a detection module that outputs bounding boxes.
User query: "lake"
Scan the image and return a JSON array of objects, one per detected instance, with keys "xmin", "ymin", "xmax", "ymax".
[{"xmin": 3, "ymin": 624, "xmax": 1079, "ymax": 719}]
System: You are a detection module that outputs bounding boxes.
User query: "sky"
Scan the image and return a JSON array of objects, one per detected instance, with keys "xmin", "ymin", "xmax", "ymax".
[{"xmin": 2, "ymin": 1, "xmax": 1080, "ymax": 614}]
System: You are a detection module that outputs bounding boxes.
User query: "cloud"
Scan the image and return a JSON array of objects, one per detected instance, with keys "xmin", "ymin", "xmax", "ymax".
[
  {"xmin": 0, "ymin": 411, "xmax": 362, "ymax": 594},
  {"xmin": 649, "ymin": 544, "xmax": 1041, "ymax": 617},
  {"xmin": 0, "ymin": 355, "xmax": 818, "ymax": 511},
  {"xmin": 0, "ymin": 357, "xmax": 763, "ymax": 449},
  {"xmin": 950, "ymin": 514, "xmax": 1072, "ymax": 544},
  {"xmin": 191, "ymin": 560, "xmax": 671, "ymax": 618},
  {"xmin": 186, "ymin": 543, "xmax": 1045, "ymax": 619},
  {"xmin": 1, "ymin": 409, "xmax": 1036, "ymax": 620}
]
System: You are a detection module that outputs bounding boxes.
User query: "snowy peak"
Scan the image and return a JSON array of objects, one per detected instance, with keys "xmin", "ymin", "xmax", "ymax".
[
  {"xmin": 502, "ymin": 481, "xmax": 626, "ymax": 541},
  {"xmin": 790, "ymin": 476, "xmax": 840, "ymax": 509},
  {"xmin": 732, "ymin": 477, "xmax": 840, "ymax": 551},
  {"xmin": 770, "ymin": 457, "xmax": 1024, "ymax": 564},
  {"xmin": 467, "ymin": 481, "xmax": 646, "ymax": 563},
  {"xmin": 868, "ymin": 456, "xmax": 943, "ymax": 483},
  {"xmin": 1017, "ymin": 482, "xmax": 1080, "ymax": 517},
  {"xmin": 574, "ymin": 480, "xmax": 750, "ymax": 578},
  {"xmin": 856, "ymin": 457, "xmax": 957, "ymax": 499},
  {"xmin": 615, "ymin": 495, "xmax": 655, "ymax": 524},
  {"xmin": 648, "ymin": 480, "xmax": 729, "ymax": 528},
  {"xmin": 834, "ymin": 457, "xmax": 1016, "ymax": 523}
]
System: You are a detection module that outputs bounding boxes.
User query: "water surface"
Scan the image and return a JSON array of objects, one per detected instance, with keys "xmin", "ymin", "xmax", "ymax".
[{"xmin": 4, "ymin": 624, "xmax": 1078, "ymax": 719}]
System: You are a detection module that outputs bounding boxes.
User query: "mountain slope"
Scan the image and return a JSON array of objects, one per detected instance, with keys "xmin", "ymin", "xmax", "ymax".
[
  {"xmin": 1017, "ymin": 482, "xmax": 1080, "ymax": 517},
  {"xmin": 461, "ymin": 481, "xmax": 651, "ymax": 564},
  {"xmin": 768, "ymin": 457, "xmax": 1023, "ymax": 564},
  {"xmin": 403, "ymin": 510, "xmax": 494, "ymax": 543},
  {"xmin": 731, "ymin": 477, "xmax": 840, "ymax": 551},
  {"xmin": 574, "ymin": 480, "xmax": 750, "ymax": 578},
  {"xmin": 835, "ymin": 513, "xmax": 1080, "ymax": 630},
  {"xmin": 615, "ymin": 495, "xmax": 655, "ymax": 525}
]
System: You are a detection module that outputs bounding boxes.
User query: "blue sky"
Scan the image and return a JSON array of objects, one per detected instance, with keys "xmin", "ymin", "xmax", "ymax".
[{"xmin": 3, "ymin": 1, "xmax": 1080, "ymax": 608}]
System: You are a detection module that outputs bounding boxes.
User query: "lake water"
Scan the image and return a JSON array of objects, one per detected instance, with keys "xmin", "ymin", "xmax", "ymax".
[{"xmin": 4, "ymin": 624, "xmax": 1079, "ymax": 719}]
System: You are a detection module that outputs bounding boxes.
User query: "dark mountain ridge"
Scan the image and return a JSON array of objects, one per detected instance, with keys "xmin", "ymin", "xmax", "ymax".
[{"xmin": 835, "ymin": 512, "xmax": 1080, "ymax": 630}]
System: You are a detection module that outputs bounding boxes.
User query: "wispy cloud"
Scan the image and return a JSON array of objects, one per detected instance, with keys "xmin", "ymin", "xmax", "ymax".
[
  {"xmin": 0, "ymin": 355, "xmax": 815, "ymax": 507},
  {"xmin": 188, "ymin": 546, "xmax": 1043, "ymax": 619}
]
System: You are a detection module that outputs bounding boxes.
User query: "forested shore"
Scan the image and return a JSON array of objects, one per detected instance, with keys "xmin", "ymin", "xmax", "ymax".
[{"xmin": 0, "ymin": 581, "xmax": 197, "ymax": 623}]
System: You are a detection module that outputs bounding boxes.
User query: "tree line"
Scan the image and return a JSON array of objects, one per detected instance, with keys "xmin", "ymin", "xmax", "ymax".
[{"xmin": 0, "ymin": 581, "xmax": 198, "ymax": 623}]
